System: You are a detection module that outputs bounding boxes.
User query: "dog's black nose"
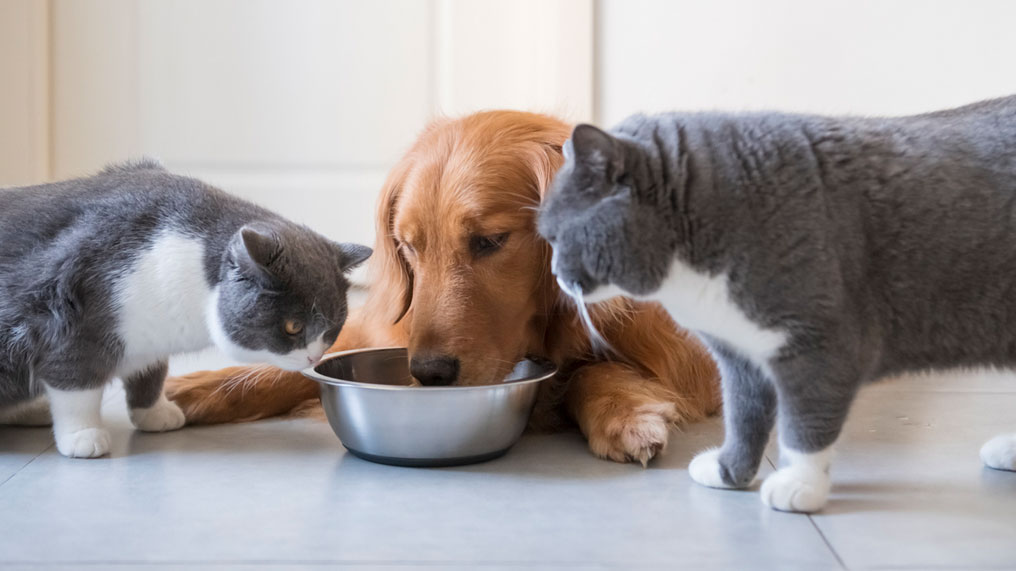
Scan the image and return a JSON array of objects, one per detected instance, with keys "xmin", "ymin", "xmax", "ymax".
[{"xmin": 410, "ymin": 355, "xmax": 460, "ymax": 386}]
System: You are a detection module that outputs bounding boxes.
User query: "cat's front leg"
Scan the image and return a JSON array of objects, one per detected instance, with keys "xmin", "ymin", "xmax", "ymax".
[
  {"xmin": 125, "ymin": 361, "xmax": 185, "ymax": 432},
  {"xmin": 688, "ymin": 339, "xmax": 776, "ymax": 489},
  {"xmin": 760, "ymin": 351, "xmax": 858, "ymax": 513},
  {"xmin": 45, "ymin": 384, "xmax": 109, "ymax": 458}
]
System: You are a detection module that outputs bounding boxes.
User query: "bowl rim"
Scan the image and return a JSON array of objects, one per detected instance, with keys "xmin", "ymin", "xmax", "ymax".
[{"xmin": 301, "ymin": 346, "xmax": 558, "ymax": 391}]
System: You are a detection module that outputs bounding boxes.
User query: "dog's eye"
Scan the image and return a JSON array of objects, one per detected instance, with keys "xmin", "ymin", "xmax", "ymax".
[{"xmin": 470, "ymin": 232, "xmax": 509, "ymax": 258}]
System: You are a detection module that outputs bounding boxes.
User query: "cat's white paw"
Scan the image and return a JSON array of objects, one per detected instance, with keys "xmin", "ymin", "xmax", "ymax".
[
  {"xmin": 130, "ymin": 396, "xmax": 186, "ymax": 432},
  {"xmin": 760, "ymin": 466, "xmax": 831, "ymax": 513},
  {"xmin": 689, "ymin": 448, "xmax": 739, "ymax": 488},
  {"xmin": 54, "ymin": 427, "xmax": 111, "ymax": 458},
  {"xmin": 981, "ymin": 434, "xmax": 1016, "ymax": 471}
]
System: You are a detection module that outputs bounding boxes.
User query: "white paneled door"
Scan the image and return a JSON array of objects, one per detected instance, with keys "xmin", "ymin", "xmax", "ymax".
[
  {"xmin": 6, "ymin": 0, "xmax": 593, "ymax": 256},
  {"xmin": 0, "ymin": 0, "xmax": 48, "ymax": 187},
  {"xmin": 50, "ymin": 0, "xmax": 437, "ymax": 252}
]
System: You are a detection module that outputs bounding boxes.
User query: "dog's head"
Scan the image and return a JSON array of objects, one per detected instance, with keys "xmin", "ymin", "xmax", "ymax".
[{"xmin": 363, "ymin": 111, "xmax": 571, "ymax": 385}]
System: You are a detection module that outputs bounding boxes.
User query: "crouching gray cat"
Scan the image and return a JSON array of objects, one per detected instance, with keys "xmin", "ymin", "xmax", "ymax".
[
  {"xmin": 537, "ymin": 96, "xmax": 1016, "ymax": 513},
  {"xmin": 0, "ymin": 159, "xmax": 371, "ymax": 458}
]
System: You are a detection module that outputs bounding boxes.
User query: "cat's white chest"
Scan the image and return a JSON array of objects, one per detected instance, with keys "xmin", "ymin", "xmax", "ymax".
[
  {"xmin": 590, "ymin": 259, "xmax": 787, "ymax": 368},
  {"xmin": 113, "ymin": 231, "xmax": 213, "ymax": 376},
  {"xmin": 651, "ymin": 260, "xmax": 786, "ymax": 367}
]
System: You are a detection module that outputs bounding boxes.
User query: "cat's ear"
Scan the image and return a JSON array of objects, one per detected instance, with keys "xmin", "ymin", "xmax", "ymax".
[
  {"xmin": 337, "ymin": 243, "xmax": 372, "ymax": 272},
  {"xmin": 240, "ymin": 226, "xmax": 281, "ymax": 267},
  {"xmin": 569, "ymin": 124, "xmax": 624, "ymax": 177},
  {"xmin": 230, "ymin": 225, "xmax": 281, "ymax": 281}
]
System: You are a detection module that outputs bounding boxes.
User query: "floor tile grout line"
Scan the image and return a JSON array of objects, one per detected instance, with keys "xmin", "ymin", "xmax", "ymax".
[
  {"xmin": 807, "ymin": 515, "xmax": 848, "ymax": 571},
  {"xmin": 1, "ymin": 379, "xmax": 114, "ymax": 483},
  {"xmin": 0, "ymin": 442, "xmax": 53, "ymax": 490},
  {"xmin": 1, "ymin": 380, "xmax": 116, "ymax": 483},
  {"xmin": 764, "ymin": 451, "xmax": 848, "ymax": 570}
]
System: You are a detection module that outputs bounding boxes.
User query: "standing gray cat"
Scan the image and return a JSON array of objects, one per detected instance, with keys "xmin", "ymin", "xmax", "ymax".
[
  {"xmin": 0, "ymin": 159, "xmax": 370, "ymax": 458},
  {"xmin": 537, "ymin": 96, "xmax": 1016, "ymax": 512}
]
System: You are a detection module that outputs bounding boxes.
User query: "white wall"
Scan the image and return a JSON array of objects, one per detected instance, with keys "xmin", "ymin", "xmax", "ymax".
[
  {"xmin": 436, "ymin": 0, "xmax": 592, "ymax": 121},
  {"xmin": 596, "ymin": 0, "xmax": 1016, "ymax": 125}
]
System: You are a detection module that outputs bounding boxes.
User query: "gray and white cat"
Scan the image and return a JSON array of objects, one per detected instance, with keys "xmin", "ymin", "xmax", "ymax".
[
  {"xmin": 0, "ymin": 159, "xmax": 370, "ymax": 458},
  {"xmin": 537, "ymin": 96, "xmax": 1016, "ymax": 512}
]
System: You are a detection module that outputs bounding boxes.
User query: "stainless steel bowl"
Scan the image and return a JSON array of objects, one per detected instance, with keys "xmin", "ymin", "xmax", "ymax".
[{"xmin": 302, "ymin": 347, "xmax": 557, "ymax": 467}]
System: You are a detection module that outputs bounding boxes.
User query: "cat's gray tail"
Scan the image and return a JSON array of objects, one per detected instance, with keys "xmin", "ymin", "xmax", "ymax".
[{"xmin": 99, "ymin": 157, "xmax": 166, "ymax": 175}]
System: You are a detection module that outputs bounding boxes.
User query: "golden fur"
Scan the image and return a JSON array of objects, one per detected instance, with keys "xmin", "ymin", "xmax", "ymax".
[{"xmin": 167, "ymin": 110, "xmax": 721, "ymax": 463}]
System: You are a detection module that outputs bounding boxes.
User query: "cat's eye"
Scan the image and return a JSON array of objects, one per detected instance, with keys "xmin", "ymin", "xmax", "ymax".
[
  {"xmin": 283, "ymin": 319, "xmax": 304, "ymax": 336},
  {"xmin": 470, "ymin": 232, "xmax": 509, "ymax": 258}
]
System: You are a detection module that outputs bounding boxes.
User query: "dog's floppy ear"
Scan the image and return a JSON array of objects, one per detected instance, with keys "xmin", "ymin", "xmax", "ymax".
[{"xmin": 364, "ymin": 156, "xmax": 415, "ymax": 326}]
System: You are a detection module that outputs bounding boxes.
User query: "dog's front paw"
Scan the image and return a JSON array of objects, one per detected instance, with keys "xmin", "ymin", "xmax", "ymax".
[
  {"xmin": 130, "ymin": 396, "xmax": 186, "ymax": 432},
  {"xmin": 55, "ymin": 427, "xmax": 111, "ymax": 458},
  {"xmin": 760, "ymin": 466, "xmax": 831, "ymax": 513},
  {"xmin": 586, "ymin": 401, "xmax": 677, "ymax": 466}
]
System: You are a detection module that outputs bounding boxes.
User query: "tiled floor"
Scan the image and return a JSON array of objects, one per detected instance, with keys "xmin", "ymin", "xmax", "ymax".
[{"xmin": 2, "ymin": 355, "xmax": 1016, "ymax": 570}]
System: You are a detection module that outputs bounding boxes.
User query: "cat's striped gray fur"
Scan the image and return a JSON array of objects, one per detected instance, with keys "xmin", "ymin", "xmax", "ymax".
[
  {"xmin": 0, "ymin": 159, "xmax": 370, "ymax": 457},
  {"xmin": 538, "ymin": 96, "xmax": 1016, "ymax": 512}
]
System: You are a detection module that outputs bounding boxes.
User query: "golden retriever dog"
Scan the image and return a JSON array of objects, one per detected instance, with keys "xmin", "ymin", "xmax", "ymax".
[{"xmin": 167, "ymin": 110, "xmax": 720, "ymax": 464}]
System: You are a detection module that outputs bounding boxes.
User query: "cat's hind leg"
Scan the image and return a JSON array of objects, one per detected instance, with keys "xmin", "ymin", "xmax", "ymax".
[
  {"xmin": 980, "ymin": 434, "xmax": 1016, "ymax": 471},
  {"xmin": 760, "ymin": 351, "xmax": 858, "ymax": 513},
  {"xmin": 45, "ymin": 385, "xmax": 109, "ymax": 458},
  {"xmin": 124, "ymin": 361, "xmax": 185, "ymax": 432},
  {"xmin": 689, "ymin": 339, "xmax": 776, "ymax": 489}
]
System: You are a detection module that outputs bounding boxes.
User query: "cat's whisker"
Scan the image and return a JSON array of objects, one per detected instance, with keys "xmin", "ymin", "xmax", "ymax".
[
  {"xmin": 219, "ymin": 364, "xmax": 270, "ymax": 397},
  {"xmin": 556, "ymin": 279, "xmax": 619, "ymax": 358},
  {"xmin": 237, "ymin": 365, "xmax": 277, "ymax": 397},
  {"xmin": 231, "ymin": 367, "xmax": 268, "ymax": 397}
]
